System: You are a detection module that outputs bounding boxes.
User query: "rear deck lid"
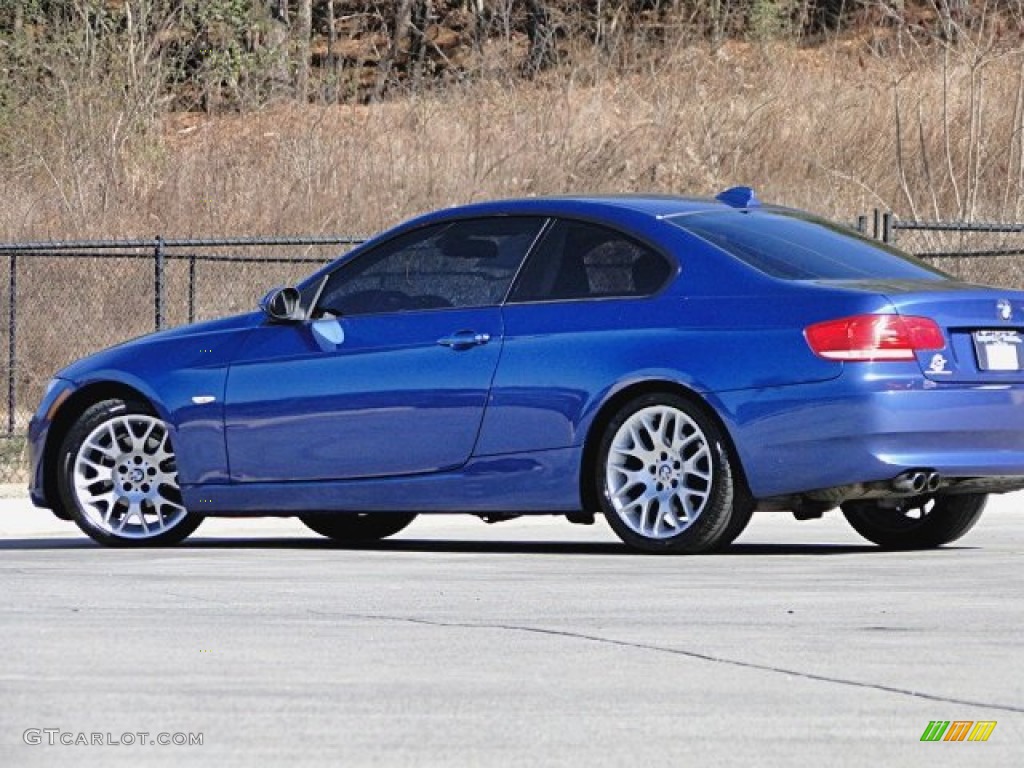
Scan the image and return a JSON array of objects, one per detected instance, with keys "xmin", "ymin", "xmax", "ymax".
[{"xmin": 872, "ymin": 281, "xmax": 1024, "ymax": 383}]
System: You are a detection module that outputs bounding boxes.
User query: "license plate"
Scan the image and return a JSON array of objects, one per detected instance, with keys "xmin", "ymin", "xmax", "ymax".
[{"xmin": 974, "ymin": 329, "xmax": 1023, "ymax": 371}]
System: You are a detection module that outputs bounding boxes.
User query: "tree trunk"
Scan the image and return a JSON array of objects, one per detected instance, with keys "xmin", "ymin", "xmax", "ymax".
[
  {"xmin": 523, "ymin": 0, "xmax": 556, "ymax": 77},
  {"xmin": 327, "ymin": 0, "xmax": 338, "ymax": 102},
  {"xmin": 296, "ymin": 0, "xmax": 312, "ymax": 101},
  {"xmin": 373, "ymin": 0, "xmax": 415, "ymax": 102},
  {"xmin": 410, "ymin": 0, "xmax": 431, "ymax": 88}
]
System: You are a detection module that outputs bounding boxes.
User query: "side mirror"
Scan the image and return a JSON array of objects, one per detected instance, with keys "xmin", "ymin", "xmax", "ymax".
[{"xmin": 260, "ymin": 286, "xmax": 303, "ymax": 323}]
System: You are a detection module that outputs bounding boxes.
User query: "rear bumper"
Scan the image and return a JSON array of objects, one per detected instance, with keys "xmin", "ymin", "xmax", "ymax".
[{"xmin": 716, "ymin": 368, "xmax": 1024, "ymax": 499}]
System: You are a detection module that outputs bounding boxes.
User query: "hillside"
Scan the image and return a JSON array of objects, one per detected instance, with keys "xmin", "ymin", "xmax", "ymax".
[{"xmin": 2, "ymin": 2, "xmax": 1024, "ymax": 241}]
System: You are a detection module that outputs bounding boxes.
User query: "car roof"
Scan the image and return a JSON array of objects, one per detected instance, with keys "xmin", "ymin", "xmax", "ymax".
[{"xmin": 411, "ymin": 194, "xmax": 742, "ymax": 225}]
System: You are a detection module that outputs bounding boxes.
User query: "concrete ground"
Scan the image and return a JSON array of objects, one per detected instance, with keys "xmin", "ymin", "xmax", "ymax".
[{"xmin": 0, "ymin": 489, "xmax": 1021, "ymax": 767}]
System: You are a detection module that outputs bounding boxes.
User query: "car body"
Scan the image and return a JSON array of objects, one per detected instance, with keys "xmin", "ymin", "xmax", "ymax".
[{"xmin": 26, "ymin": 189, "xmax": 1024, "ymax": 551}]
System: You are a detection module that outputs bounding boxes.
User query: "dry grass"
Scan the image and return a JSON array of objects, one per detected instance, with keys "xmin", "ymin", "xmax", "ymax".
[{"xmin": 4, "ymin": 37, "xmax": 1024, "ymax": 243}]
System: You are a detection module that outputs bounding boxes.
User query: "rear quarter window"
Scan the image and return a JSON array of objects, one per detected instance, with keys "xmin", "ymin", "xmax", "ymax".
[
  {"xmin": 509, "ymin": 219, "xmax": 674, "ymax": 302},
  {"xmin": 669, "ymin": 210, "xmax": 950, "ymax": 281}
]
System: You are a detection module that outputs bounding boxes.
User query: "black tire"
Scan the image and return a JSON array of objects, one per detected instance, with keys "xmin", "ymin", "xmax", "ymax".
[
  {"xmin": 841, "ymin": 494, "xmax": 987, "ymax": 550},
  {"xmin": 712, "ymin": 497, "xmax": 756, "ymax": 551},
  {"xmin": 300, "ymin": 513, "xmax": 417, "ymax": 542},
  {"xmin": 57, "ymin": 398, "xmax": 202, "ymax": 547},
  {"xmin": 596, "ymin": 393, "xmax": 738, "ymax": 554}
]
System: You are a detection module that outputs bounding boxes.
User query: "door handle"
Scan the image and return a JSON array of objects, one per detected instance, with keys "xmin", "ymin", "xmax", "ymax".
[{"xmin": 437, "ymin": 331, "xmax": 491, "ymax": 350}]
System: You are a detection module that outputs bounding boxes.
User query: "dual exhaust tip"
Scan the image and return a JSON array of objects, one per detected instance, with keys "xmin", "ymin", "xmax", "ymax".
[{"xmin": 892, "ymin": 470, "xmax": 942, "ymax": 494}]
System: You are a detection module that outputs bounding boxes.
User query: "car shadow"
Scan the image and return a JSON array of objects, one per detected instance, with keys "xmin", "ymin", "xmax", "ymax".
[{"xmin": 0, "ymin": 536, "xmax": 910, "ymax": 556}]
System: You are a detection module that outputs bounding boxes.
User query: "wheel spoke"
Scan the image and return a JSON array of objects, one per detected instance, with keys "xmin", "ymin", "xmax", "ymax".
[
  {"xmin": 649, "ymin": 499, "xmax": 664, "ymax": 536},
  {"xmin": 686, "ymin": 466, "xmax": 711, "ymax": 484},
  {"xmin": 79, "ymin": 485, "xmax": 115, "ymax": 505},
  {"xmin": 656, "ymin": 411, "xmax": 672, "ymax": 448},
  {"xmin": 660, "ymin": 503, "xmax": 681, "ymax": 532},
  {"xmin": 609, "ymin": 465, "xmax": 647, "ymax": 487},
  {"xmin": 85, "ymin": 432, "xmax": 120, "ymax": 460},
  {"xmin": 641, "ymin": 412, "xmax": 661, "ymax": 449},
  {"xmin": 136, "ymin": 503, "xmax": 150, "ymax": 534},
  {"xmin": 78, "ymin": 455, "xmax": 112, "ymax": 477},
  {"xmin": 155, "ymin": 491, "xmax": 185, "ymax": 515},
  {"xmin": 627, "ymin": 422, "xmax": 645, "ymax": 451},
  {"xmin": 152, "ymin": 432, "xmax": 173, "ymax": 462},
  {"xmin": 102, "ymin": 500, "xmax": 118, "ymax": 524}
]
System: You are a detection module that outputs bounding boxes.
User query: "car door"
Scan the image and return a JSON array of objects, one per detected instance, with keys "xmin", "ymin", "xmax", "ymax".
[
  {"xmin": 477, "ymin": 218, "xmax": 677, "ymax": 455},
  {"xmin": 223, "ymin": 217, "xmax": 546, "ymax": 483}
]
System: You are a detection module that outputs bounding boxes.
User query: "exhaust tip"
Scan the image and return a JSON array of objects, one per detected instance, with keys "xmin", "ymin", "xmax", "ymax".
[
  {"xmin": 892, "ymin": 470, "xmax": 930, "ymax": 494},
  {"xmin": 926, "ymin": 472, "xmax": 942, "ymax": 492}
]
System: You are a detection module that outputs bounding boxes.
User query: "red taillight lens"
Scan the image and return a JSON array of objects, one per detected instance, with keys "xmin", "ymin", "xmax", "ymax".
[{"xmin": 804, "ymin": 314, "xmax": 944, "ymax": 361}]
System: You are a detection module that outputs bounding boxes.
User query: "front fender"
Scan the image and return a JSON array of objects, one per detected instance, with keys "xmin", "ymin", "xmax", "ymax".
[{"xmin": 51, "ymin": 318, "xmax": 257, "ymax": 486}]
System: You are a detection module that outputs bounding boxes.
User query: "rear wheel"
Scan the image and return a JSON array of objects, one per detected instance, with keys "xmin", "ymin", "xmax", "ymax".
[
  {"xmin": 300, "ymin": 513, "xmax": 417, "ymax": 542},
  {"xmin": 57, "ymin": 399, "xmax": 202, "ymax": 547},
  {"xmin": 841, "ymin": 494, "xmax": 986, "ymax": 549},
  {"xmin": 596, "ymin": 393, "xmax": 738, "ymax": 554}
]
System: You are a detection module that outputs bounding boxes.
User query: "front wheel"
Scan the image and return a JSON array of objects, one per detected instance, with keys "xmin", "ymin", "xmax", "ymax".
[
  {"xmin": 57, "ymin": 399, "xmax": 202, "ymax": 547},
  {"xmin": 300, "ymin": 513, "xmax": 417, "ymax": 542},
  {"xmin": 596, "ymin": 393, "xmax": 739, "ymax": 554},
  {"xmin": 841, "ymin": 494, "xmax": 987, "ymax": 550}
]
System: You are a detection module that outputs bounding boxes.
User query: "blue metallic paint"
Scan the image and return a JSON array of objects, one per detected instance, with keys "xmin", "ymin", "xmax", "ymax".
[
  {"xmin": 33, "ymin": 313, "xmax": 261, "ymax": 489},
  {"xmin": 180, "ymin": 447, "xmax": 582, "ymax": 514},
  {"xmin": 224, "ymin": 306, "xmax": 504, "ymax": 482},
  {"xmin": 715, "ymin": 371, "xmax": 1024, "ymax": 497}
]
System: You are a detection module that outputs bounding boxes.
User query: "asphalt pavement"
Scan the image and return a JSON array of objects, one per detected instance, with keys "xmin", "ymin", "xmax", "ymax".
[{"xmin": 0, "ymin": 490, "xmax": 1021, "ymax": 766}]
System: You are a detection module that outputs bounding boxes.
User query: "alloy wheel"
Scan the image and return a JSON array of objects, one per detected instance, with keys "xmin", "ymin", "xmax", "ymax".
[
  {"xmin": 604, "ymin": 404, "xmax": 714, "ymax": 539},
  {"xmin": 71, "ymin": 414, "xmax": 187, "ymax": 539}
]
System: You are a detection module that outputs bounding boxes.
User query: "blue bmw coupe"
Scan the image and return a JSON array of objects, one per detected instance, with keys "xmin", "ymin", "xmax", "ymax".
[{"xmin": 26, "ymin": 189, "xmax": 1024, "ymax": 552}]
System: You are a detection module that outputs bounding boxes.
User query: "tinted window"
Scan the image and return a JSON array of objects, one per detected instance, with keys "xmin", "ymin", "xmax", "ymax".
[
  {"xmin": 315, "ymin": 217, "xmax": 545, "ymax": 316},
  {"xmin": 509, "ymin": 220, "xmax": 673, "ymax": 302},
  {"xmin": 669, "ymin": 210, "xmax": 949, "ymax": 281}
]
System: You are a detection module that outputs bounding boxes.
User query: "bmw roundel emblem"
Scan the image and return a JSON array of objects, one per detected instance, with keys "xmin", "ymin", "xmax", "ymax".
[{"xmin": 997, "ymin": 299, "xmax": 1013, "ymax": 321}]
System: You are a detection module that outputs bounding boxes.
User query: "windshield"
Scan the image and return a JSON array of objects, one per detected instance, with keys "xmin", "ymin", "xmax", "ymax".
[{"xmin": 668, "ymin": 210, "xmax": 951, "ymax": 281}]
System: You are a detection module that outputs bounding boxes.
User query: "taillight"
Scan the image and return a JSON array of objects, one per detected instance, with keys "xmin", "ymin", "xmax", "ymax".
[{"xmin": 804, "ymin": 314, "xmax": 944, "ymax": 361}]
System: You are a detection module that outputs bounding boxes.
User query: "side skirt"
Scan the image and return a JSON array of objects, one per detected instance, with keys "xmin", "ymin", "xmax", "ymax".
[{"xmin": 181, "ymin": 447, "xmax": 582, "ymax": 515}]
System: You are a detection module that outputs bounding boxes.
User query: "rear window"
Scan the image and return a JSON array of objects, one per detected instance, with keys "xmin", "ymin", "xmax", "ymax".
[{"xmin": 668, "ymin": 210, "xmax": 950, "ymax": 281}]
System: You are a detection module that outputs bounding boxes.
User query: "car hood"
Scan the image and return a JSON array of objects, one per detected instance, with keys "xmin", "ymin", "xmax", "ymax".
[{"xmin": 57, "ymin": 311, "xmax": 263, "ymax": 382}]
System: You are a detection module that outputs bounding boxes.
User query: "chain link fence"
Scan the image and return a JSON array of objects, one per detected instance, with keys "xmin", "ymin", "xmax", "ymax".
[
  {"xmin": 1, "ymin": 236, "xmax": 364, "ymax": 484},
  {"xmin": 860, "ymin": 212, "xmax": 1024, "ymax": 289}
]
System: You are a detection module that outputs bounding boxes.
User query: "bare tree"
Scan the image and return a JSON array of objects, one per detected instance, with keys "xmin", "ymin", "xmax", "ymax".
[
  {"xmin": 327, "ymin": 0, "xmax": 338, "ymax": 102},
  {"xmin": 295, "ymin": 0, "xmax": 312, "ymax": 101},
  {"xmin": 373, "ymin": 0, "xmax": 415, "ymax": 101},
  {"xmin": 523, "ymin": 0, "xmax": 557, "ymax": 77}
]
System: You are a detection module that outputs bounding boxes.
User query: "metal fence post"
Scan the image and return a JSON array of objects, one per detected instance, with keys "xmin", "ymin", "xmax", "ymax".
[
  {"xmin": 856, "ymin": 215, "xmax": 867, "ymax": 235},
  {"xmin": 882, "ymin": 212, "xmax": 893, "ymax": 244},
  {"xmin": 6, "ymin": 254, "xmax": 16, "ymax": 435},
  {"xmin": 154, "ymin": 236, "xmax": 165, "ymax": 331},
  {"xmin": 188, "ymin": 254, "xmax": 196, "ymax": 325},
  {"xmin": 872, "ymin": 209, "xmax": 880, "ymax": 240}
]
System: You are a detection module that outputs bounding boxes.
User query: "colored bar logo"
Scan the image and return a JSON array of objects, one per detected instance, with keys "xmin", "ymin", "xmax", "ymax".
[{"xmin": 920, "ymin": 721, "xmax": 996, "ymax": 742}]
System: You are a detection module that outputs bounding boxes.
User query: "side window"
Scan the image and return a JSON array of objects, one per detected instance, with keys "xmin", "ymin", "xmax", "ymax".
[
  {"xmin": 509, "ymin": 219, "xmax": 674, "ymax": 303},
  {"xmin": 315, "ymin": 217, "xmax": 546, "ymax": 316}
]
